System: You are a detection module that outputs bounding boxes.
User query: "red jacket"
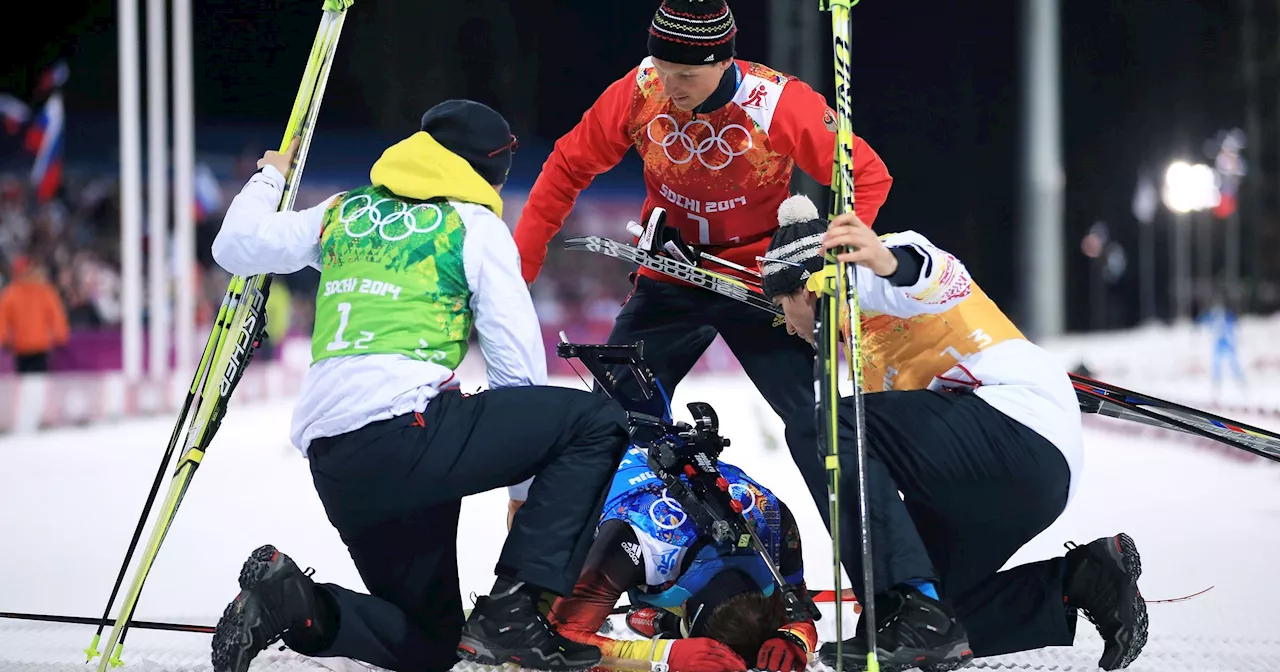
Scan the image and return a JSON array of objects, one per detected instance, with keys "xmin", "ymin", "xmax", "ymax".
[{"xmin": 514, "ymin": 58, "xmax": 893, "ymax": 286}]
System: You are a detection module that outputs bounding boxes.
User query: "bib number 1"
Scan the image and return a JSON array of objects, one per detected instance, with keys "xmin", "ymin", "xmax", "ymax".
[
  {"xmin": 687, "ymin": 213, "xmax": 710, "ymax": 245},
  {"xmin": 326, "ymin": 302, "xmax": 375, "ymax": 352}
]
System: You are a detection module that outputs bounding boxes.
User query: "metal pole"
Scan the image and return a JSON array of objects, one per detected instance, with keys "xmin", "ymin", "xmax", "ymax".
[
  {"xmin": 1167, "ymin": 208, "xmax": 1177, "ymax": 322},
  {"xmin": 1273, "ymin": 0, "xmax": 1280, "ymax": 307},
  {"xmin": 1020, "ymin": 0, "xmax": 1065, "ymax": 338},
  {"xmin": 1133, "ymin": 171, "xmax": 1158, "ymax": 322},
  {"xmin": 1175, "ymin": 212, "xmax": 1192, "ymax": 321},
  {"xmin": 768, "ymin": 0, "xmax": 793, "ymax": 76},
  {"xmin": 172, "ymin": 0, "xmax": 196, "ymax": 375},
  {"xmin": 1140, "ymin": 220, "xmax": 1155, "ymax": 322},
  {"xmin": 146, "ymin": 0, "xmax": 169, "ymax": 379},
  {"xmin": 1090, "ymin": 256, "xmax": 1105, "ymax": 330},
  {"xmin": 1241, "ymin": 0, "xmax": 1262, "ymax": 311},
  {"xmin": 1197, "ymin": 210, "xmax": 1214, "ymax": 309},
  {"xmin": 1226, "ymin": 207, "xmax": 1241, "ymax": 306},
  {"xmin": 770, "ymin": 0, "xmax": 825, "ymax": 208},
  {"xmin": 119, "ymin": 0, "xmax": 144, "ymax": 380}
]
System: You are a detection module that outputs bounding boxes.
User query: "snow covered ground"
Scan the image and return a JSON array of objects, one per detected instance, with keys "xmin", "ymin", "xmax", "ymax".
[
  {"xmin": 1042, "ymin": 314, "xmax": 1280, "ymax": 413},
  {"xmin": 3, "ymin": 320, "xmax": 1280, "ymax": 671}
]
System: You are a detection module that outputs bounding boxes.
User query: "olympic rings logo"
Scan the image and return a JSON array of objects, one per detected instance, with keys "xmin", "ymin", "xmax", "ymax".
[
  {"xmin": 646, "ymin": 114, "xmax": 753, "ymax": 170},
  {"xmin": 647, "ymin": 482, "xmax": 757, "ymax": 530},
  {"xmin": 339, "ymin": 194, "xmax": 443, "ymax": 242},
  {"xmin": 727, "ymin": 483, "xmax": 757, "ymax": 515},
  {"xmin": 648, "ymin": 488, "xmax": 688, "ymax": 530}
]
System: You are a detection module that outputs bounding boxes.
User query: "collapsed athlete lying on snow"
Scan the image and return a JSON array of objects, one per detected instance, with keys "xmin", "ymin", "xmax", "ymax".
[{"xmin": 511, "ymin": 442, "xmax": 818, "ymax": 672}]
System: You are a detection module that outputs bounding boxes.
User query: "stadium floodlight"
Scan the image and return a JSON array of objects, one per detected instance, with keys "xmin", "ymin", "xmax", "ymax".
[{"xmin": 1162, "ymin": 160, "xmax": 1220, "ymax": 214}]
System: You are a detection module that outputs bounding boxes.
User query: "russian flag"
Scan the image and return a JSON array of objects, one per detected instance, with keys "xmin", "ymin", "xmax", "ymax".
[
  {"xmin": 34, "ymin": 62, "xmax": 69, "ymax": 100},
  {"xmin": 194, "ymin": 163, "xmax": 224, "ymax": 219},
  {"xmin": 25, "ymin": 92, "xmax": 64, "ymax": 202},
  {"xmin": 0, "ymin": 94, "xmax": 30, "ymax": 136},
  {"xmin": 1213, "ymin": 192, "xmax": 1237, "ymax": 220}
]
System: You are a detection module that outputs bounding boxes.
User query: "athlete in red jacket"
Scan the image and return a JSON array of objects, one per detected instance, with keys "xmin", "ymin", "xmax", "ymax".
[
  {"xmin": 516, "ymin": 7, "xmax": 891, "ymax": 286},
  {"xmin": 513, "ymin": 0, "xmax": 892, "ymax": 527}
]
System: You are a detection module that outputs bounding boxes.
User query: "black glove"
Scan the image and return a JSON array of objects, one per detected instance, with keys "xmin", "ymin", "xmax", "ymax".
[{"xmin": 633, "ymin": 207, "xmax": 700, "ymax": 266}]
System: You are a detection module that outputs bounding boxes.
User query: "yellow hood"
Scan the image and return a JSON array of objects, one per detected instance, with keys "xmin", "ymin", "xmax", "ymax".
[{"xmin": 369, "ymin": 131, "xmax": 503, "ymax": 218}]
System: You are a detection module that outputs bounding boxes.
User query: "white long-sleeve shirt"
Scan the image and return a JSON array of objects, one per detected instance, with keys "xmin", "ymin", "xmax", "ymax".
[
  {"xmin": 853, "ymin": 231, "xmax": 1085, "ymax": 501},
  {"xmin": 212, "ymin": 166, "xmax": 547, "ymax": 474}
]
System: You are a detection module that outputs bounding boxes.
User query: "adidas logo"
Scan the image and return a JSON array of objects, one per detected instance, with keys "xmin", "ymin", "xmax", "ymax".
[{"xmin": 622, "ymin": 542, "xmax": 642, "ymax": 566}]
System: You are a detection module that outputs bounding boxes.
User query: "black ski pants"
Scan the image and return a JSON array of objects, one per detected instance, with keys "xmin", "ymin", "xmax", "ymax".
[
  {"xmin": 602, "ymin": 276, "xmax": 828, "ymax": 524},
  {"xmin": 15, "ymin": 352, "xmax": 49, "ymax": 373},
  {"xmin": 286, "ymin": 387, "xmax": 629, "ymax": 672},
  {"xmin": 835, "ymin": 388, "xmax": 1077, "ymax": 657}
]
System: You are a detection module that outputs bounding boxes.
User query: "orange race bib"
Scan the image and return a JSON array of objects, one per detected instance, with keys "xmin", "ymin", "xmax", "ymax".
[{"xmin": 859, "ymin": 283, "xmax": 1025, "ymax": 392}]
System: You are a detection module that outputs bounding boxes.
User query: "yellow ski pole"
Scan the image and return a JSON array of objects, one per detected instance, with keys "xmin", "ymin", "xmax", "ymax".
[
  {"xmin": 817, "ymin": 1, "xmax": 874, "ymax": 671},
  {"xmin": 91, "ymin": 2, "xmax": 354, "ymax": 668}
]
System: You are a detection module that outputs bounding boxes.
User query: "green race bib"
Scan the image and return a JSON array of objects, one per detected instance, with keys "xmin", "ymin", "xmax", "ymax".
[{"xmin": 311, "ymin": 185, "xmax": 473, "ymax": 368}]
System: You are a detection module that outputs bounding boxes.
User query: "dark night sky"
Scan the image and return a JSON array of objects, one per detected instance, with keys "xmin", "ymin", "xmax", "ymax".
[{"xmin": 0, "ymin": 0, "xmax": 1253, "ymax": 331}]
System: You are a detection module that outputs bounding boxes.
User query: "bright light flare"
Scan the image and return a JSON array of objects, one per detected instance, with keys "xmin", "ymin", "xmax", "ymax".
[{"xmin": 1162, "ymin": 161, "xmax": 1220, "ymax": 214}]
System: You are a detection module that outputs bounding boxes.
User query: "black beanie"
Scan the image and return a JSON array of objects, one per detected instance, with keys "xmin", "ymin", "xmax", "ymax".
[
  {"xmin": 760, "ymin": 194, "xmax": 828, "ymax": 300},
  {"xmin": 648, "ymin": 0, "xmax": 738, "ymax": 66},
  {"xmin": 419, "ymin": 99, "xmax": 517, "ymax": 186}
]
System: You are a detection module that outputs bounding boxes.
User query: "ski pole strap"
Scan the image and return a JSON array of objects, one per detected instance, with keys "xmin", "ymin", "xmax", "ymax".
[
  {"xmin": 806, "ymin": 266, "xmax": 856, "ymax": 363},
  {"xmin": 805, "ymin": 265, "xmax": 838, "ymax": 295}
]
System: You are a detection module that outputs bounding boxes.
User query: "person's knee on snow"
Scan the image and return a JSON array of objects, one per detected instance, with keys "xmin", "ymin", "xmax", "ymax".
[{"xmin": 210, "ymin": 94, "xmax": 619, "ymax": 672}]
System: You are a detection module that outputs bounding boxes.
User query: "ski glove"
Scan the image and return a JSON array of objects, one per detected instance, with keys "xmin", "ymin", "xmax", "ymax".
[{"xmin": 756, "ymin": 622, "xmax": 818, "ymax": 672}]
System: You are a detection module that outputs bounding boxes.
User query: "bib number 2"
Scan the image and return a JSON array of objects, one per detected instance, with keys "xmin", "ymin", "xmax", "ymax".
[{"xmin": 326, "ymin": 302, "xmax": 375, "ymax": 352}]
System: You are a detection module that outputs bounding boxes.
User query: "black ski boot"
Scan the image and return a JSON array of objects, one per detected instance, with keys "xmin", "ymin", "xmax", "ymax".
[
  {"xmin": 211, "ymin": 545, "xmax": 334, "ymax": 672},
  {"xmin": 819, "ymin": 585, "xmax": 973, "ymax": 672},
  {"xmin": 458, "ymin": 586, "xmax": 602, "ymax": 671},
  {"xmin": 1064, "ymin": 533, "xmax": 1148, "ymax": 670}
]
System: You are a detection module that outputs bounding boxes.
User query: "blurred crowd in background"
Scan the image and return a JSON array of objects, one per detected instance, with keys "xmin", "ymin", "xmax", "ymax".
[
  {"xmin": 6, "ymin": 0, "xmax": 1280, "ymax": 377},
  {"xmin": 0, "ymin": 159, "xmax": 643, "ymax": 373}
]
